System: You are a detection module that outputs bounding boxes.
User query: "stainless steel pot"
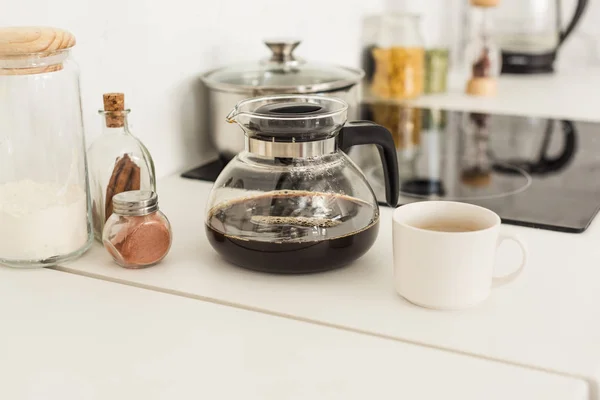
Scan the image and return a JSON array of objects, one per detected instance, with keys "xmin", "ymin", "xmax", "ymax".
[{"xmin": 201, "ymin": 40, "xmax": 364, "ymax": 160}]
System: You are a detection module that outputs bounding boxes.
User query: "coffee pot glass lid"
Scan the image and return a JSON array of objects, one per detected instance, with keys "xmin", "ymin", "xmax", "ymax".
[
  {"xmin": 226, "ymin": 95, "xmax": 348, "ymax": 143},
  {"xmin": 202, "ymin": 40, "xmax": 364, "ymax": 94}
]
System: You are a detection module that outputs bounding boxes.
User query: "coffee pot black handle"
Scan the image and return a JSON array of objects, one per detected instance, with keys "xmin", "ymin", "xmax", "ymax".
[{"xmin": 339, "ymin": 121, "xmax": 399, "ymax": 207}]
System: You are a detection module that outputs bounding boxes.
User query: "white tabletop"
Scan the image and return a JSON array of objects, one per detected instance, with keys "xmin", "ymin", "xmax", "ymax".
[
  {"xmin": 60, "ymin": 175, "xmax": 600, "ymax": 396},
  {"xmin": 0, "ymin": 267, "xmax": 588, "ymax": 400}
]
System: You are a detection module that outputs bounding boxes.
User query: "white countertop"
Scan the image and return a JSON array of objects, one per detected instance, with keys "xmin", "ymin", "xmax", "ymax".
[
  {"xmin": 1, "ymin": 267, "xmax": 588, "ymax": 400},
  {"xmin": 60, "ymin": 175, "xmax": 600, "ymax": 398},
  {"xmin": 14, "ymin": 67, "xmax": 598, "ymax": 398}
]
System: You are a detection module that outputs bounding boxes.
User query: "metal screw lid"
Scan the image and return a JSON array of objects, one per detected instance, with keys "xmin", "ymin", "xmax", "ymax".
[{"xmin": 112, "ymin": 190, "xmax": 159, "ymax": 216}]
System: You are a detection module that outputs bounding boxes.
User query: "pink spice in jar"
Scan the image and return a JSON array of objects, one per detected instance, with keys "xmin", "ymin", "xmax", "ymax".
[{"xmin": 103, "ymin": 190, "xmax": 172, "ymax": 268}]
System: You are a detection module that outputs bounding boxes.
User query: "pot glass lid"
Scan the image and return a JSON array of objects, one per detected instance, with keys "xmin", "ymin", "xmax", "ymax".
[{"xmin": 202, "ymin": 39, "xmax": 364, "ymax": 93}]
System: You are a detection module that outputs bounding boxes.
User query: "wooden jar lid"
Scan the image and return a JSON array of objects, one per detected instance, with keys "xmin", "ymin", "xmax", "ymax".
[
  {"xmin": 0, "ymin": 27, "xmax": 76, "ymax": 75},
  {"xmin": 470, "ymin": 0, "xmax": 500, "ymax": 7},
  {"xmin": 0, "ymin": 26, "xmax": 75, "ymax": 56}
]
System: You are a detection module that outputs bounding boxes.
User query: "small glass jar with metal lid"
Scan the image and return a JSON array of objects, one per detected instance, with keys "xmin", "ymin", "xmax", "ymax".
[{"xmin": 102, "ymin": 190, "xmax": 172, "ymax": 269}]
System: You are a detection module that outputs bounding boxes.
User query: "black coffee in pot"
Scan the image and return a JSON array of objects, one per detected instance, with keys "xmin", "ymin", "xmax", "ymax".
[{"xmin": 205, "ymin": 191, "xmax": 379, "ymax": 274}]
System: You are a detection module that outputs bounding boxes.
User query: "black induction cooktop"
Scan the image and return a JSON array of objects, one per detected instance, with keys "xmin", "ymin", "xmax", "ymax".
[{"xmin": 182, "ymin": 106, "xmax": 600, "ymax": 233}]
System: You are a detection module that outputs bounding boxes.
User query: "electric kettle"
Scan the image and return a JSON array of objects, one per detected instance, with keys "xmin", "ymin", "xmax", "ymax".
[{"xmin": 495, "ymin": 0, "xmax": 588, "ymax": 73}]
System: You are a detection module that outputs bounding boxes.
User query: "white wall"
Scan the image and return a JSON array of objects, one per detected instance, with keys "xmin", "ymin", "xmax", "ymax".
[{"xmin": 1, "ymin": 0, "xmax": 384, "ymax": 178}]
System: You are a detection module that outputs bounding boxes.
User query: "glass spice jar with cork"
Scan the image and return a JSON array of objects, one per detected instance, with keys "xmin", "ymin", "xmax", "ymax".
[
  {"xmin": 103, "ymin": 190, "xmax": 172, "ymax": 268},
  {"xmin": 87, "ymin": 93, "xmax": 156, "ymax": 241}
]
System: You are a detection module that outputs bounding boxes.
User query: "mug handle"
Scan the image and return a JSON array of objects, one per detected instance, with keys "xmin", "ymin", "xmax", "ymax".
[{"xmin": 492, "ymin": 233, "xmax": 528, "ymax": 288}]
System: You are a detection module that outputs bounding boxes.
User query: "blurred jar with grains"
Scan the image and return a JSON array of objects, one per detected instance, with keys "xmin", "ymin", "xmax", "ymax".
[{"xmin": 369, "ymin": 13, "xmax": 426, "ymax": 100}]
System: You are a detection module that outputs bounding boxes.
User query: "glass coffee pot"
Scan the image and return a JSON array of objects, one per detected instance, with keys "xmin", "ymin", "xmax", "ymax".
[{"xmin": 205, "ymin": 95, "xmax": 399, "ymax": 274}]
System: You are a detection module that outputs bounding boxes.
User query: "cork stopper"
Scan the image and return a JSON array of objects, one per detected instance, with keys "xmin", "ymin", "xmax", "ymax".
[
  {"xmin": 470, "ymin": 0, "xmax": 500, "ymax": 7},
  {"xmin": 466, "ymin": 77, "xmax": 497, "ymax": 97},
  {"xmin": 103, "ymin": 93, "xmax": 125, "ymax": 128}
]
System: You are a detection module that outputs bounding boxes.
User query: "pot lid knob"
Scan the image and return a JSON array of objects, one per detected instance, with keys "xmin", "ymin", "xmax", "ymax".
[{"xmin": 264, "ymin": 39, "xmax": 301, "ymax": 63}]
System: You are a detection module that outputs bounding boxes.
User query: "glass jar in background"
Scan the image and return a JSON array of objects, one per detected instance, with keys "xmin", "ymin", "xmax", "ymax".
[
  {"xmin": 0, "ymin": 27, "xmax": 93, "ymax": 268},
  {"xmin": 103, "ymin": 191, "xmax": 171, "ymax": 269},
  {"xmin": 465, "ymin": 2, "xmax": 502, "ymax": 96},
  {"xmin": 378, "ymin": 0, "xmax": 455, "ymax": 93},
  {"xmin": 425, "ymin": 49, "xmax": 450, "ymax": 94},
  {"xmin": 371, "ymin": 14, "xmax": 425, "ymax": 99},
  {"xmin": 420, "ymin": 1, "xmax": 452, "ymax": 94},
  {"xmin": 87, "ymin": 93, "xmax": 156, "ymax": 241}
]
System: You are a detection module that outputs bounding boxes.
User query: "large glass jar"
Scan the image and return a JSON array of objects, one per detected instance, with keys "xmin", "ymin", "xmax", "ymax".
[
  {"xmin": 0, "ymin": 27, "xmax": 93, "ymax": 267},
  {"xmin": 87, "ymin": 93, "xmax": 156, "ymax": 241},
  {"xmin": 371, "ymin": 14, "xmax": 425, "ymax": 99}
]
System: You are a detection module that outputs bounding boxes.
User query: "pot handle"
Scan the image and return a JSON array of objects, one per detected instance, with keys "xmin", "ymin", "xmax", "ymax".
[{"xmin": 339, "ymin": 121, "xmax": 399, "ymax": 207}]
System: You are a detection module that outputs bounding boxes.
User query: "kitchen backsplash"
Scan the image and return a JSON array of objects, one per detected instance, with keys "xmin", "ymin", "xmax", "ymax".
[{"xmin": 2, "ymin": 0, "xmax": 598, "ymax": 178}]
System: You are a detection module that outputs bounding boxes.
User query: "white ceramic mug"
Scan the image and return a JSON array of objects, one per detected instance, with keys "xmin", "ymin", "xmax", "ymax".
[{"xmin": 392, "ymin": 201, "xmax": 527, "ymax": 310}]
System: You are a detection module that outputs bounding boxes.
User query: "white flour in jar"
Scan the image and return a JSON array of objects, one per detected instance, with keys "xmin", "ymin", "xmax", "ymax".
[{"xmin": 0, "ymin": 180, "xmax": 89, "ymax": 261}]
